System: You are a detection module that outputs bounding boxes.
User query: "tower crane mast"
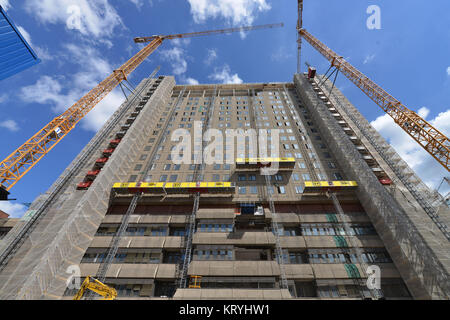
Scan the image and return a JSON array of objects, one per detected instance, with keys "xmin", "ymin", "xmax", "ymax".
[
  {"xmin": 0, "ymin": 23, "xmax": 283, "ymax": 192},
  {"xmin": 297, "ymin": 0, "xmax": 304, "ymax": 73}
]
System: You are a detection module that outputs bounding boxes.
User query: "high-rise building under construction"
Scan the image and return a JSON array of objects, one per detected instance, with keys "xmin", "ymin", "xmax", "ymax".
[{"xmin": 0, "ymin": 72, "xmax": 449, "ymax": 300}]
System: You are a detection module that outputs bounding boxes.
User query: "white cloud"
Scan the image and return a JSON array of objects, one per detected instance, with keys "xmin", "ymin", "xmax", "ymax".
[
  {"xmin": 161, "ymin": 47, "xmax": 188, "ymax": 75},
  {"xmin": 20, "ymin": 44, "xmax": 125, "ymax": 132},
  {"xmin": 171, "ymin": 38, "xmax": 191, "ymax": 47},
  {"xmin": 0, "ymin": 202, "xmax": 28, "ymax": 218},
  {"xmin": 205, "ymin": 48, "xmax": 218, "ymax": 65},
  {"xmin": 82, "ymin": 89, "xmax": 124, "ymax": 131},
  {"xmin": 209, "ymin": 65, "xmax": 243, "ymax": 84},
  {"xmin": 0, "ymin": 0, "xmax": 10, "ymax": 9},
  {"xmin": 187, "ymin": 0, "xmax": 271, "ymax": 26},
  {"xmin": 271, "ymin": 46, "xmax": 293, "ymax": 62},
  {"xmin": 17, "ymin": 26, "xmax": 32, "ymax": 45},
  {"xmin": 185, "ymin": 77, "xmax": 199, "ymax": 85},
  {"xmin": 0, "ymin": 94, "xmax": 7, "ymax": 104},
  {"xmin": 21, "ymin": 76, "xmax": 66, "ymax": 112},
  {"xmin": 17, "ymin": 26, "xmax": 52, "ymax": 61},
  {"xmin": 0, "ymin": 120, "xmax": 19, "ymax": 132},
  {"xmin": 363, "ymin": 53, "xmax": 376, "ymax": 64},
  {"xmin": 128, "ymin": 0, "xmax": 143, "ymax": 8},
  {"xmin": 24, "ymin": 0, "xmax": 124, "ymax": 39},
  {"xmin": 371, "ymin": 107, "xmax": 450, "ymax": 194},
  {"xmin": 446, "ymin": 66, "xmax": 450, "ymax": 76}
]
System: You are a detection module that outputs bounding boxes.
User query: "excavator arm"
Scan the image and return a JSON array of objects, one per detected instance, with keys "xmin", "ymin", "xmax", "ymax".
[{"xmin": 73, "ymin": 276, "xmax": 117, "ymax": 300}]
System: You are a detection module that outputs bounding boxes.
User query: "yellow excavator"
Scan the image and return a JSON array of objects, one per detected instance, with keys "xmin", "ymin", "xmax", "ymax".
[{"xmin": 73, "ymin": 276, "xmax": 117, "ymax": 300}]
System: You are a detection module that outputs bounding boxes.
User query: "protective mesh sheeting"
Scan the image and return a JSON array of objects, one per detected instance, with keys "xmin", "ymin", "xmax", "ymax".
[
  {"xmin": 294, "ymin": 74, "xmax": 449, "ymax": 299},
  {"xmin": 319, "ymin": 77, "xmax": 450, "ymax": 236},
  {"xmin": 0, "ymin": 77, "xmax": 175, "ymax": 299}
]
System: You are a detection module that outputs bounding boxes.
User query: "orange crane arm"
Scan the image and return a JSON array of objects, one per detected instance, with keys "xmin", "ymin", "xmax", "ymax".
[
  {"xmin": 134, "ymin": 23, "xmax": 283, "ymax": 43},
  {"xmin": 300, "ymin": 28, "xmax": 450, "ymax": 171},
  {"xmin": 0, "ymin": 38, "xmax": 162, "ymax": 191},
  {"xmin": 0, "ymin": 23, "xmax": 283, "ymax": 192}
]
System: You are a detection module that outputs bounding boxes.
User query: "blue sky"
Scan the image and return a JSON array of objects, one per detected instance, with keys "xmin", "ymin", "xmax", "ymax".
[{"xmin": 0, "ymin": 0, "xmax": 449, "ymax": 217}]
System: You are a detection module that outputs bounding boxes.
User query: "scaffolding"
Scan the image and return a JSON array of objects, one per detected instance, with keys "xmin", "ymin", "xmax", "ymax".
[
  {"xmin": 295, "ymin": 73, "xmax": 449, "ymax": 299},
  {"xmin": 0, "ymin": 76, "xmax": 174, "ymax": 300},
  {"xmin": 318, "ymin": 77, "xmax": 450, "ymax": 241},
  {"xmin": 0, "ymin": 78, "xmax": 155, "ymax": 274},
  {"xmin": 329, "ymin": 192, "xmax": 383, "ymax": 299}
]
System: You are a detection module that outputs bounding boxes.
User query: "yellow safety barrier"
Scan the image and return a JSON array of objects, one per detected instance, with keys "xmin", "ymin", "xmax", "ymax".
[
  {"xmin": 112, "ymin": 182, "xmax": 235, "ymax": 194},
  {"xmin": 303, "ymin": 181, "xmax": 358, "ymax": 193}
]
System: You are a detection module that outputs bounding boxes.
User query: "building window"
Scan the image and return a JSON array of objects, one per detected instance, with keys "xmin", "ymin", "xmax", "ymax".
[
  {"xmin": 198, "ymin": 223, "xmax": 233, "ymax": 233},
  {"xmin": 333, "ymin": 172, "xmax": 343, "ymax": 180},
  {"xmin": 169, "ymin": 175, "xmax": 178, "ymax": 182},
  {"xmin": 302, "ymin": 173, "xmax": 311, "ymax": 181},
  {"xmin": 134, "ymin": 163, "xmax": 142, "ymax": 171},
  {"xmin": 278, "ymin": 186, "xmax": 286, "ymax": 194},
  {"xmin": 295, "ymin": 186, "xmax": 303, "ymax": 194},
  {"xmin": 238, "ymin": 186, "xmax": 247, "ymax": 194},
  {"xmin": 159, "ymin": 175, "xmax": 167, "ymax": 182}
]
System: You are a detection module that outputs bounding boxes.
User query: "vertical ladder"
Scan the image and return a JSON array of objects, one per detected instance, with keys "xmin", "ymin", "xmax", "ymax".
[
  {"xmin": 178, "ymin": 86, "xmax": 218, "ymax": 289},
  {"xmin": 95, "ymin": 193, "xmax": 141, "ymax": 283},
  {"xmin": 178, "ymin": 193, "xmax": 200, "ymax": 289},
  {"xmin": 250, "ymin": 89, "xmax": 288, "ymax": 291},
  {"xmin": 264, "ymin": 174, "xmax": 289, "ymax": 290}
]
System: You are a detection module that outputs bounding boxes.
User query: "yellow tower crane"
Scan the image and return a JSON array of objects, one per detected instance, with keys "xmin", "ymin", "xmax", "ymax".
[
  {"xmin": 296, "ymin": 1, "xmax": 449, "ymax": 171},
  {"xmin": 0, "ymin": 23, "xmax": 284, "ymax": 194}
]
